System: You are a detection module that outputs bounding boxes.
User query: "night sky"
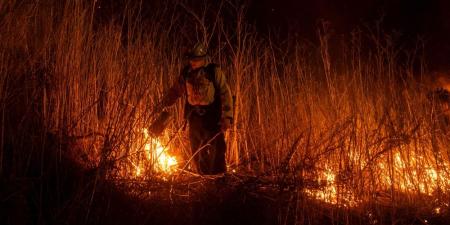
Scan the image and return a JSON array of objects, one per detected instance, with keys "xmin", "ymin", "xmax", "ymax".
[
  {"xmin": 96, "ymin": 0, "xmax": 450, "ymax": 38},
  {"xmin": 96, "ymin": 0, "xmax": 450, "ymax": 69},
  {"xmin": 248, "ymin": 0, "xmax": 450, "ymax": 69},
  {"xmin": 249, "ymin": 0, "xmax": 449, "ymax": 36}
]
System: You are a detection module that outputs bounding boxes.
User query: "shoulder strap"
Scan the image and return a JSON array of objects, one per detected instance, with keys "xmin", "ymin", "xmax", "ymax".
[
  {"xmin": 205, "ymin": 63, "xmax": 219, "ymax": 91},
  {"xmin": 205, "ymin": 63, "xmax": 222, "ymax": 113}
]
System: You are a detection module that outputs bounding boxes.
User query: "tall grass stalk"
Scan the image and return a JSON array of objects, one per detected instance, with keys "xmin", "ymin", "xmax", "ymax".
[{"xmin": 1, "ymin": 0, "xmax": 449, "ymax": 223}]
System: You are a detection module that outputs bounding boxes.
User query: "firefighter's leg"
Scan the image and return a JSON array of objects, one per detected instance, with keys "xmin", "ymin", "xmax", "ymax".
[
  {"xmin": 189, "ymin": 114, "xmax": 212, "ymax": 174},
  {"xmin": 200, "ymin": 139, "xmax": 214, "ymax": 174},
  {"xmin": 200, "ymin": 109, "xmax": 226, "ymax": 175},
  {"xmin": 197, "ymin": 124, "xmax": 224, "ymax": 175},
  {"xmin": 193, "ymin": 128, "xmax": 219, "ymax": 175},
  {"xmin": 210, "ymin": 132, "xmax": 226, "ymax": 174},
  {"xmin": 189, "ymin": 121, "xmax": 204, "ymax": 174},
  {"xmin": 196, "ymin": 130, "xmax": 213, "ymax": 174}
]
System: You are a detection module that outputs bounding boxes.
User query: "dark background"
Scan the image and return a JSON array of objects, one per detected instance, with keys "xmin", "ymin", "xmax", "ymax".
[
  {"xmin": 247, "ymin": 0, "xmax": 450, "ymax": 70},
  {"xmin": 249, "ymin": 0, "xmax": 449, "ymax": 35},
  {"xmin": 96, "ymin": 0, "xmax": 450, "ymax": 70}
]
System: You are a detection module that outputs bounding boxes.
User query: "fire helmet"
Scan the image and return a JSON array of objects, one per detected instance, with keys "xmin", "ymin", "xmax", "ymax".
[{"xmin": 186, "ymin": 43, "xmax": 207, "ymax": 59}]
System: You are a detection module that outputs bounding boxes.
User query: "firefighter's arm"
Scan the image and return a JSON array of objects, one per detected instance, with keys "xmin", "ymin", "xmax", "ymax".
[
  {"xmin": 215, "ymin": 67, "xmax": 233, "ymax": 122},
  {"xmin": 159, "ymin": 75, "xmax": 185, "ymax": 109}
]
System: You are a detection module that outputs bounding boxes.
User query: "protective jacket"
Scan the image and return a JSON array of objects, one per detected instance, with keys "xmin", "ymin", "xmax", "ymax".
[{"xmin": 162, "ymin": 63, "xmax": 233, "ymax": 121}]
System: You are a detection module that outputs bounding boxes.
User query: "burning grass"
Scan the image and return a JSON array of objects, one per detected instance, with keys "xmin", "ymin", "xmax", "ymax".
[
  {"xmin": 1, "ymin": 0, "xmax": 450, "ymax": 224},
  {"xmin": 117, "ymin": 128, "xmax": 178, "ymax": 178}
]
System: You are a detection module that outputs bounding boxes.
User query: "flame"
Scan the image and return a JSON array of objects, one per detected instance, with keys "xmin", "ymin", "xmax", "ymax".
[
  {"xmin": 124, "ymin": 128, "xmax": 178, "ymax": 178},
  {"xmin": 304, "ymin": 148, "xmax": 450, "ymax": 207},
  {"xmin": 130, "ymin": 161, "xmax": 142, "ymax": 177},
  {"xmin": 314, "ymin": 167, "xmax": 337, "ymax": 204},
  {"xmin": 143, "ymin": 128, "xmax": 177, "ymax": 172},
  {"xmin": 389, "ymin": 151, "xmax": 449, "ymax": 195},
  {"xmin": 305, "ymin": 165, "xmax": 358, "ymax": 207},
  {"xmin": 120, "ymin": 126, "xmax": 449, "ymax": 209},
  {"xmin": 143, "ymin": 128, "xmax": 178, "ymax": 173},
  {"xmin": 136, "ymin": 166, "xmax": 142, "ymax": 177}
]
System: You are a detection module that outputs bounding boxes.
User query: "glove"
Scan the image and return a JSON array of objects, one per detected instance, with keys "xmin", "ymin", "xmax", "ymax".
[{"xmin": 220, "ymin": 117, "xmax": 232, "ymax": 132}]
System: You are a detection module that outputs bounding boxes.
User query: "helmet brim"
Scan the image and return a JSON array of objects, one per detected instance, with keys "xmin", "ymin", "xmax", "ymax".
[{"xmin": 185, "ymin": 53, "xmax": 207, "ymax": 60}]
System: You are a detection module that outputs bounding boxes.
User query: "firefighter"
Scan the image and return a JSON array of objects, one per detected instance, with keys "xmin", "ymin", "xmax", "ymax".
[{"xmin": 159, "ymin": 43, "xmax": 233, "ymax": 175}]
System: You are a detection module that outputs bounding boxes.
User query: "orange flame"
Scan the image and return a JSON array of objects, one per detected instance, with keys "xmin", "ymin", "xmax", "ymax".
[
  {"xmin": 143, "ymin": 128, "xmax": 177, "ymax": 173},
  {"xmin": 304, "ymin": 148, "xmax": 449, "ymax": 207},
  {"xmin": 129, "ymin": 129, "xmax": 178, "ymax": 178}
]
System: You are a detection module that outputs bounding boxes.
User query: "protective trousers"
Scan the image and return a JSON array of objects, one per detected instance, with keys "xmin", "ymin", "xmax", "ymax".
[{"xmin": 188, "ymin": 109, "xmax": 226, "ymax": 175}]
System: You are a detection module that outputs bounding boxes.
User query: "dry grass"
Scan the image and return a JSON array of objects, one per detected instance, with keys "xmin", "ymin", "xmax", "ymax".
[{"xmin": 1, "ymin": 0, "xmax": 449, "ymax": 224}]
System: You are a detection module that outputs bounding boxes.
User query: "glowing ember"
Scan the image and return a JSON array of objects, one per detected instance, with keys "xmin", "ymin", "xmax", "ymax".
[
  {"xmin": 305, "ymin": 165, "xmax": 359, "ymax": 207},
  {"xmin": 435, "ymin": 207, "xmax": 441, "ymax": 214},
  {"xmin": 316, "ymin": 167, "xmax": 338, "ymax": 204},
  {"xmin": 136, "ymin": 166, "xmax": 142, "ymax": 177}
]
